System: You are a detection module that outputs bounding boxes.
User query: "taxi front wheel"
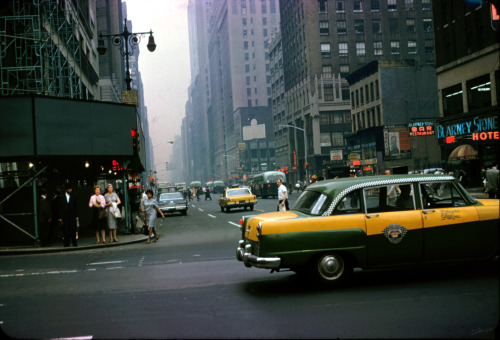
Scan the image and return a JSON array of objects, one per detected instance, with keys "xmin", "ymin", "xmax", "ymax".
[{"xmin": 310, "ymin": 252, "xmax": 352, "ymax": 286}]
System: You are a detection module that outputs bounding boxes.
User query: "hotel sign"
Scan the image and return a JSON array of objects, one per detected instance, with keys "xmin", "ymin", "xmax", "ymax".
[{"xmin": 436, "ymin": 114, "xmax": 498, "ymax": 139}]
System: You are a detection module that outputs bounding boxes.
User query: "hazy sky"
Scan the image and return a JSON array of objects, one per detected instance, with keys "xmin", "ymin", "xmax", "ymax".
[{"xmin": 124, "ymin": 0, "xmax": 191, "ymax": 171}]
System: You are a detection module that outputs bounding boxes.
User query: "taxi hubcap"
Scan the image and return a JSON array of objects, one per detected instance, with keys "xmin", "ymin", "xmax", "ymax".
[{"xmin": 318, "ymin": 254, "xmax": 344, "ymax": 280}]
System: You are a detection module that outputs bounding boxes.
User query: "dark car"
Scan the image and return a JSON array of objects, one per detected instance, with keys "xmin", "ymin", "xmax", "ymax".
[{"xmin": 158, "ymin": 192, "xmax": 188, "ymax": 216}]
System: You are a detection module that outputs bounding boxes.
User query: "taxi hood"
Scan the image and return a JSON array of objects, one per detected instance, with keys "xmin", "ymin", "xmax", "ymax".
[{"xmin": 248, "ymin": 211, "xmax": 299, "ymax": 222}]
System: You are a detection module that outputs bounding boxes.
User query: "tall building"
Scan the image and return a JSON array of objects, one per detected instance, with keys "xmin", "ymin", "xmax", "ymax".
[
  {"xmin": 207, "ymin": 0, "xmax": 280, "ymax": 182},
  {"xmin": 433, "ymin": 0, "xmax": 499, "ymax": 186},
  {"xmin": 276, "ymin": 0, "xmax": 436, "ymax": 181},
  {"xmin": 185, "ymin": 0, "xmax": 213, "ymax": 183}
]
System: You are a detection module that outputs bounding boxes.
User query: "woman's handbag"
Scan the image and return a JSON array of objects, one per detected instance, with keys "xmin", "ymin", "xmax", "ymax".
[
  {"xmin": 114, "ymin": 208, "xmax": 121, "ymax": 218},
  {"xmin": 98, "ymin": 208, "xmax": 108, "ymax": 219}
]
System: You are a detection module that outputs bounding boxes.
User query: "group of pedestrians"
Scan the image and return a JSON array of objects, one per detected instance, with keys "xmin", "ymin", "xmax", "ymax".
[{"xmin": 88, "ymin": 184, "xmax": 121, "ymax": 244}]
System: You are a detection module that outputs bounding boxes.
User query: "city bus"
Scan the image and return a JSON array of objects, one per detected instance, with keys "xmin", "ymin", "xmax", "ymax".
[
  {"xmin": 189, "ymin": 181, "xmax": 202, "ymax": 190},
  {"xmin": 213, "ymin": 180, "xmax": 225, "ymax": 194},
  {"xmin": 248, "ymin": 171, "xmax": 286, "ymax": 198}
]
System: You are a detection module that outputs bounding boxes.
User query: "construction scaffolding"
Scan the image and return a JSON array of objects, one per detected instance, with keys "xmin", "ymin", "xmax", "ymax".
[{"xmin": 0, "ymin": 0, "xmax": 98, "ymax": 98}]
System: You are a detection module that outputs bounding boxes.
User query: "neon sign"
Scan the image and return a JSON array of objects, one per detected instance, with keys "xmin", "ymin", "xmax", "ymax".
[
  {"xmin": 409, "ymin": 121, "xmax": 435, "ymax": 136},
  {"xmin": 437, "ymin": 115, "xmax": 498, "ymax": 139}
]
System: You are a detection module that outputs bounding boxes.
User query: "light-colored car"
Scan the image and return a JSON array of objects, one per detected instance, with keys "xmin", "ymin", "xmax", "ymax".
[
  {"xmin": 219, "ymin": 187, "xmax": 257, "ymax": 212},
  {"xmin": 158, "ymin": 192, "xmax": 188, "ymax": 216},
  {"xmin": 236, "ymin": 174, "xmax": 499, "ymax": 286}
]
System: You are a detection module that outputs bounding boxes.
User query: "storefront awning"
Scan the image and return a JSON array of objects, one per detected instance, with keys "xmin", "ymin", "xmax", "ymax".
[{"xmin": 447, "ymin": 144, "xmax": 478, "ymax": 162}]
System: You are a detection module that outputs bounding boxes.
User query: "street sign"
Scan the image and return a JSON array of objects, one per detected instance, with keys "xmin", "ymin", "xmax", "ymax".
[{"xmin": 122, "ymin": 90, "xmax": 138, "ymax": 106}]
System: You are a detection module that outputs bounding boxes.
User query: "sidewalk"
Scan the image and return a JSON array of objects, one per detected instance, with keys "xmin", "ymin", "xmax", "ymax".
[{"xmin": 0, "ymin": 232, "xmax": 148, "ymax": 256}]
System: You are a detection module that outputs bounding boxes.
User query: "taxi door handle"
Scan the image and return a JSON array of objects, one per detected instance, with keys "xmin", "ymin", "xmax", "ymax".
[
  {"xmin": 422, "ymin": 210, "xmax": 435, "ymax": 214},
  {"xmin": 366, "ymin": 214, "xmax": 379, "ymax": 219}
]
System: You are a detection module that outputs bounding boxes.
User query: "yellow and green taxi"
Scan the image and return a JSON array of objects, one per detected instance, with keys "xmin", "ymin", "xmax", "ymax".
[
  {"xmin": 236, "ymin": 175, "xmax": 499, "ymax": 286},
  {"xmin": 219, "ymin": 187, "xmax": 257, "ymax": 212}
]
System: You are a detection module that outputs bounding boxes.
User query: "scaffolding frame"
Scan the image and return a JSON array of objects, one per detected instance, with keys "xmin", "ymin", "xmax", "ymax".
[{"xmin": 0, "ymin": 0, "xmax": 98, "ymax": 98}]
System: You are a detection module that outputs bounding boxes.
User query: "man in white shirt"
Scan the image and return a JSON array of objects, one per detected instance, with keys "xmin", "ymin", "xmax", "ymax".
[{"xmin": 277, "ymin": 178, "xmax": 289, "ymax": 211}]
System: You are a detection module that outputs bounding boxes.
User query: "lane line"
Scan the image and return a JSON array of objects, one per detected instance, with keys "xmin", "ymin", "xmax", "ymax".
[
  {"xmin": 208, "ymin": 214, "xmax": 216, "ymax": 218},
  {"xmin": 87, "ymin": 261, "xmax": 124, "ymax": 266},
  {"xmin": 229, "ymin": 222, "xmax": 240, "ymax": 227},
  {"xmin": 198, "ymin": 208, "xmax": 204, "ymax": 212}
]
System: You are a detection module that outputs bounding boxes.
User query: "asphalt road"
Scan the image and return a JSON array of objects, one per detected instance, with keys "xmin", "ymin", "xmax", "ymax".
[{"xmin": 0, "ymin": 193, "xmax": 498, "ymax": 339}]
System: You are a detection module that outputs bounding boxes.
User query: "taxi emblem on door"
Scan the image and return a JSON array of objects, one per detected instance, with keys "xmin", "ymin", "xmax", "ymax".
[{"xmin": 382, "ymin": 224, "xmax": 408, "ymax": 244}]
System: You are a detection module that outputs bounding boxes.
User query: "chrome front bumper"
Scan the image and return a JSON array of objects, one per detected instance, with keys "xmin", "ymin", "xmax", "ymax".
[{"xmin": 236, "ymin": 241, "xmax": 281, "ymax": 269}]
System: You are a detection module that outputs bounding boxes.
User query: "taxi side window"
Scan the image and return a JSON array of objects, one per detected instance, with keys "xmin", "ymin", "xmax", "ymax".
[
  {"xmin": 365, "ymin": 184, "xmax": 415, "ymax": 213},
  {"xmin": 420, "ymin": 182, "xmax": 467, "ymax": 208},
  {"xmin": 333, "ymin": 190, "xmax": 362, "ymax": 215}
]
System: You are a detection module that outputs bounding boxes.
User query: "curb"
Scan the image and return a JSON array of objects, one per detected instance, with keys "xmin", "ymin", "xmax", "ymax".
[{"xmin": 0, "ymin": 236, "xmax": 149, "ymax": 256}]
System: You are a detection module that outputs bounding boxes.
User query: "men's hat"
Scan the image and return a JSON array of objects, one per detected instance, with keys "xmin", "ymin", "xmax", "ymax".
[{"xmin": 311, "ymin": 175, "xmax": 318, "ymax": 179}]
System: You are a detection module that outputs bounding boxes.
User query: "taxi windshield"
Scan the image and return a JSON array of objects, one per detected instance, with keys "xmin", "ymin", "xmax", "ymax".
[
  {"xmin": 227, "ymin": 189, "xmax": 251, "ymax": 197},
  {"xmin": 293, "ymin": 190, "xmax": 332, "ymax": 216}
]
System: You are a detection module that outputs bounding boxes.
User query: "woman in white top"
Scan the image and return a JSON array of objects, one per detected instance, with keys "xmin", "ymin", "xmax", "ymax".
[
  {"xmin": 89, "ymin": 185, "xmax": 106, "ymax": 244},
  {"xmin": 105, "ymin": 184, "xmax": 121, "ymax": 243}
]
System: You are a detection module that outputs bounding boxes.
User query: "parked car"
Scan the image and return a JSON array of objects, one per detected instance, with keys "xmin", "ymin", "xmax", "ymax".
[
  {"xmin": 219, "ymin": 187, "xmax": 257, "ymax": 212},
  {"xmin": 157, "ymin": 192, "xmax": 188, "ymax": 216},
  {"xmin": 236, "ymin": 174, "xmax": 499, "ymax": 286}
]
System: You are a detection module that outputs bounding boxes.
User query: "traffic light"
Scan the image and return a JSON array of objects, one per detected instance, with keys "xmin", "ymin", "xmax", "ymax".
[
  {"xmin": 305, "ymin": 162, "xmax": 309, "ymax": 169},
  {"xmin": 131, "ymin": 129, "xmax": 140, "ymax": 154}
]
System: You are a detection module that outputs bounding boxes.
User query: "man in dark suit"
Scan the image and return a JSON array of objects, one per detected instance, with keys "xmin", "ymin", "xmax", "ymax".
[
  {"xmin": 58, "ymin": 183, "xmax": 79, "ymax": 247},
  {"xmin": 38, "ymin": 187, "xmax": 52, "ymax": 247}
]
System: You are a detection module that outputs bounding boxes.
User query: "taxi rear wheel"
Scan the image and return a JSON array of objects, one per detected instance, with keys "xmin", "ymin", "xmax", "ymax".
[{"xmin": 310, "ymin": 252, "xmax": 351, "ymax": 286}]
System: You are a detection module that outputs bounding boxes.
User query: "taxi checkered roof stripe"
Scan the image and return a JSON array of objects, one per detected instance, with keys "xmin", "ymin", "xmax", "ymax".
[{"xmin": 322, "ymin": 176, "xmax": 456, "ymax": 216}]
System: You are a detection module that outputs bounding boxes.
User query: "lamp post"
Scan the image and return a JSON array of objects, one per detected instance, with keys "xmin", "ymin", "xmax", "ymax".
[
  {"xmin": 97, "ymin": 19, "xmax": 156, "ymax": 90},
  {"xmin": 279, "ymin": 124, "xmax": 308, "ymax": 183}
]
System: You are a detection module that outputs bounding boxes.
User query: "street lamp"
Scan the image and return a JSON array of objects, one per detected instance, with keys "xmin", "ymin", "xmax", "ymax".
[
  {"xmin": 279, "ymin": 124, "xmax": 308, "ymax": 182},
  {"xmin": 97, "ymin": 19, "xmax": 156, "ymax": 90},
  {"xmin": 153, "ymin": 141, "xmax": 174, "ymax": 148}
]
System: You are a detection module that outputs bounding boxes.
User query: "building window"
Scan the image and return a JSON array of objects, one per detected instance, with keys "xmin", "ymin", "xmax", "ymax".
[
  {"xmin": 263, "ymin": 28, "xmax": 268, "ymax": 37},
  {"xmin": 374, "ymin": 41, "xmax": 383, "ymax": 55},
  {"xmin": 261, "ymin": 0, "xmax": 267, "ymax": 13},
  {"xmin": 320, "ymin": 21, "xmax": 329, "ymax": 35},
  {"xmin": 248, "ymin": 100, "xmax": 252, "ymax": 107},
  {"xmin": 422, "ymin": 0, "xmax": 431, "ymax": 10},
  {"xmin": 425, "ymin": 39, "xmax": 434, "ymax": 54},
  {"xmin": 243, "ymin": 29, "xmax": 248, "ymax": 36},
  {"xmin": 246, "ymin": 76, "xmax": 251, "ymax": 85},
  {"xmin": 320, "ymin": 133, "xmax": 331, "ymax": 147},
  {"xmin": 371, "ymin": 0, "xmax": 380, "ymax": 11},
  {"xmin": 356, "ymin": 42, "xmax": 366, "ymax": 56},
  {"xmin": 406, "ymin": 18, "xmax": 415, "ymax": 32},
  {"xmin": 467, "ymin": 74, "xmax": 492, "ymax": 111},
  {"xmin": 351, "ymin": 92, "xmax": 355, "ymax": 108},
  {"xmin": 245, "ymin": 53, "xmax": 249, "ymax": 61},
  {"xmin": 336, "ymin": 0, "xmax": 344, "ymax": 12},
  {"xmin": 389, "ymin": 18, "xmax": 399, "ymax": 34},
  {"xmin": 340, "ymin": 64, "xmax": 349, "ymax": 77},
  {"xmin": 375, "ymin": 80, "xmax": 379, "ymax": 98},
  {"xmin": 319, "ymin": 0, "xmax": 328, "ymax": 13},
  {"xmin": 390, "ymin": 41, "xmax": 400, "ymax": 54},
  {"xmin": 405, "ymin": 0, "xmax": 413, "ymax": 10},
  {"xmin": 372, "ymin": 19, "xmax": 381, "ymax": 34},
  {"xmin": 423, "ymin": 18, "xmax": 433, "ymax": 32},
  {"xmin": 245, "ymin": 64, "xmax": 250, "ymax": 72},
  {"xmin": 247, "ymin": 88, "xmax": 252, "ymax": 97},
  {"xmin": 322, "ymin": 65, "xmax": 332, "ymax": 78},
  {"xmin": 354, "ymin": 19, "xmax": 364, "ymax": 34},
  {"xmin": 241, "ymin": 0, "xmax": 247, "ymax": 14},
  {"xmin": 243, "ymin": 18, "xmax": 247, "ymax": 25},
  {"xmin": 244, "ymin": 41, "xmax": 249, "ymax": 49},
  {"xmin": 332, "ymin": 132, "xmax": 344, "ymax": 146},
  {"xmin": 355, "ymin": 89, "xmax": 359, "ymax": 107},
  {"xmin": 408, "ymin": 40, "xmax": 417, "ymax": 54},
  {"xmin": 354, "ymin": 1, "xmax": 362, "ymax": 12},
  {"xmin": 263, "ymin": 17, "xmax": 267, "ymax": 25},
  {"xmin": 387, "ymin": 0, "xmax": 397, "ymax": 11},
  {"xmin": 339, "ymin": 43, "xmax": 348, "ymax": 56},
  {"xmin": 321, "ymin": 43, "xmax": 331, "ymax": 58},
  {"xmin": 370, "ymin": 82, "xmax": 375, "ymax": 101},
  {"xmin": 442, "ymin": 84, "xmax": 463, "ymax": 116},
  {"xmin": 360, "ymin": 87, "xmax": 364, "ymax": 105},
  {"xmin": 324, "ymin": 84, "xmax": 334, "ymax": 101},
  {"xmin": 365, "ymin": 85, "xmax": 370, "ymax": 103},
  {"xmin": 337, "ymin": 20, "xmax": 347, "ymax": 34}
]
